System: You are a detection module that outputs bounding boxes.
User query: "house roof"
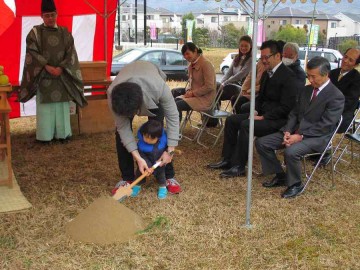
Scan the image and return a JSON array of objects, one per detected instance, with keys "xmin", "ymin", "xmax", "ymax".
[
  {"xmin": 340, "ymin": 12, "xmax": 360, "ymax": 23},
  {"xmin": 121, "ymin": 4, "xmax": 178, "ymax": 16},
  {"xmin": 201, "ymin": 6, "xmax": 247, "ymax": 16},
  {"xmin": 308, "ymin": 10, "xmax": 340, "ymax": 21},
  {"xmin": 269, "ymin": 7, "xmax": 312, "ymax": 18}
]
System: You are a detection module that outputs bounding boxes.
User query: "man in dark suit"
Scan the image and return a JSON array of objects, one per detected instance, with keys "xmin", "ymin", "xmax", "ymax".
[
  {"xmin": 255, "ymin": 57, "xmax": 345, "ymax": 198},
  {"xmin": 208, "ymin": 40, "xmax": 298, "ymax": 178},
  {"xmin": 329, "ymin": 48, "xmax": 360, "ymax": 133}
]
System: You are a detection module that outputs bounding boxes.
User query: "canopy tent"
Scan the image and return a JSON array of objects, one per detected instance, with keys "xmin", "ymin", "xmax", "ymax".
[{"xmin": 0, "ymin": 0, "xmax": 117, "ymax": 118}]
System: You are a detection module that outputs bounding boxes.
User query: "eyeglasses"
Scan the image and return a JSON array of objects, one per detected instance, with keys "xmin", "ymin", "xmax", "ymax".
[
  {"xmin": 260, "ymin": 53, "xmax": 275, "ymax": 60},
  {"xmin": 42, "ymin": 12, "xmax": 57, "ymax": 19}
]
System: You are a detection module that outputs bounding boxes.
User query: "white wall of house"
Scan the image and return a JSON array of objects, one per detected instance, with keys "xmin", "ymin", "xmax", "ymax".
[
  {"xmin": 197, "ymin": 13, "xmax": 245, "ymax": 31},
  {"xmin": 334, "ymin": 13, "xmax": 360, "ymax": 36}
]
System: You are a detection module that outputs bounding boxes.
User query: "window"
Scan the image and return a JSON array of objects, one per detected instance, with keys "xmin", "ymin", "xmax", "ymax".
[
  {"xmin": 280, "ymin": 20, "xmax": 287, "ymax": 25},
  {"xmin": 211, "ymin": 17, "xmax": 217, "ymax": 23},
  {"xmin": 295, "ymin": 19, "xmax": 301, "ymax": 24},
  {"xmin": 224, "ymin": 16, "xmax": 230, "ymax": 22},
  {"xmin": 146, "ymin": 15, "xmax": 154, "ymax": 20},
  {"xmin": 331, "ymin": 22, "xmax": 337, "ymax": 28},
  {"xmin": 165, "ymin": 52, "xmax": 184, "ymax": 66},
  {"xmin": 162, "ymin": 18, "xmax": 169, "ymax": 23},
  {"xmin": 324, "ymin": 53, "xmax": 337, "ymax": 63},
  {"xmin": 246, "ymin": 17, "xmax": 251, "ymax": 22},
  {"xmin": 132, "ymin": 15, "xmax": 136, "ymax": 20},
  {"xmin": 197, "ymin": 18, "xmax": 204, "ymax": 24},
  {"xmin": 121, "ymin": 15, "xmax": 127, "ymax": 21},
  {"xmin": 139, "ymin": 52, "xmax": 163, "ymax": 66},
  {"xmin": 308, "ymin": 51, "xmax": 322, "ymax": 60},
  {"xmin": 306, "ymin": 20, "xmax": 312, "ymax": 24},
  {"xmin": 271, "ymin": 21, "xmax": 275, "ymax": 24}
]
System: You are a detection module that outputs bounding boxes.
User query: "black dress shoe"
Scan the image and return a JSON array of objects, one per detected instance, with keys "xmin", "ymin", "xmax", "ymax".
[
  {"xmin": 281, "ymin": 184, "xmax": 304, "ymax": 199},
  {"xmin": 220, "ymin": 166, "xmax": 245, "ymax": 178},
  {"xmin": 262, "ymin": 176, "xmax": 286, "ymax": 188},
  {"xmin": 207, "ymin": 159, "xmax": 231, "ymax": 170}
]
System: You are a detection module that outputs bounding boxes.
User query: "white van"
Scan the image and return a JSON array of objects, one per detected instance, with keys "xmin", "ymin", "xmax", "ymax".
[
  {"xmin": 298, "ymin": 47, "xmax": 343, "ymax": 70},
  {"xmin": 220, "ymin": 52, "xmax": 260, "ymax": 74}
]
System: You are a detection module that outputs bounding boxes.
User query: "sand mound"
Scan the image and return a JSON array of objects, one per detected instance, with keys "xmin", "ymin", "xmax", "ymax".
[{"xmin": 66, "ymin": 196, "xmax": 145, "ymax": 245}]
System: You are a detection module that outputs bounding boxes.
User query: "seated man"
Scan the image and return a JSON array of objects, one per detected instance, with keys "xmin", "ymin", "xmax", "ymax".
[
  {"xmin": 255, "ymin": 56, "xmax": 345, "ymax": 198},
  {"xmin": 329, "ymin": 48, "xmax": 360, "ymax": 133},
  {"xmin": 238, "ymin": 41, "xmax": 306, "ymax": 114},
  {"xmin": 282, "ymin": 42, "xmax": 306, "ymax": 88},
  {"xmin": 207, "ymin": 40, "xmax": 298, "ymax": 178}
]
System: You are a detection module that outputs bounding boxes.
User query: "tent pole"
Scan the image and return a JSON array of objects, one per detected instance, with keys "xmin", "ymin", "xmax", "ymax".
[
  {"xmin": 245, "ymin": 0, "xmax": 260, "ymax": 229},
  {"xmin": 104, "ymin": 0, "xmax": 108, "ymax": 62}
]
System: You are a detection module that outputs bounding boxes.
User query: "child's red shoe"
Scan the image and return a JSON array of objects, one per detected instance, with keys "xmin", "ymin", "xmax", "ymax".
[{"xmin": 166, "ymin": 178, "xmax": 182, "ymax": 194}]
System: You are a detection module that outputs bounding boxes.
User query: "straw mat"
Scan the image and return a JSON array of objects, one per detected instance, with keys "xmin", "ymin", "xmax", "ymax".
[{"xmin": 0, "ymin": 159, "xmax": 32, "ymax": 213}]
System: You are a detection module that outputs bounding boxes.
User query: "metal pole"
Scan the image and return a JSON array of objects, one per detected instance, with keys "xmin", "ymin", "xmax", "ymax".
[
  {"xmin": 117, "ymin": 0, "xmax": 121, "ymax": 47},
  {"xmin": 144, "ymin": 0, "xmax": 147, "ymax": 45},
  {"xmin": 104, "ymin": 0, "xmax": 108, "ymax": 61},
  {"xmin": 135, "ymin": 0, "xmax": 138, "ymax": 44},
  {"xmin": 245, "ymin": 0, "xmax": 260, "ymax": 228}
]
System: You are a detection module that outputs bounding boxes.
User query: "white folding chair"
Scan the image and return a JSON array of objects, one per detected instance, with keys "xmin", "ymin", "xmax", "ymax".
[
  {"xmin": 301, "ymin": 115, "xmax": 343, "ymax": 193},
  {"xmin": 195, "ymin": 85, "xmax": 243, "ymax": 148},
  {"xmin": 179, "ymin": 109, "xmax": 202, "ymax": 142},
  {"xmin": 179, "ymin": 84, "xmax": 228, "ymax": 144},
  {"xmin": 333, "ymin": 103, "xmax": 360, "ymax": 181}
]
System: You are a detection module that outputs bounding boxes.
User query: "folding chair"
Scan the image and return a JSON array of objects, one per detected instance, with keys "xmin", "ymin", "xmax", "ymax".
[
  {"xmin": 195, "ymin": 85, "xmax": 243, "ymax": 148},
  {"xmin": 179, "ymin": 109, "xmax": 202, "ymax": 142},
  {"xmin": 179, "ymin": 84, "xmax": 229, "ymax": 144},
  {"xmin": 301, "ymin": 115, "xmax": 343, "ymax": 193},
  {"xmin": 333, "ymin": 102, "xmax": 360, "ymax": 181}
]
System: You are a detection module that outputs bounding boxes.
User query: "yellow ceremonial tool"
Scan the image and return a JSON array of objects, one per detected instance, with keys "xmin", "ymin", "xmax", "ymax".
[{"xmin": 112, "ymin": 161, "xmax": 162, "ymax": 201}]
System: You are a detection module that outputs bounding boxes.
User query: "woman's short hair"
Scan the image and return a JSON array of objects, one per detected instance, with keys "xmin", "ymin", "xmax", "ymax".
[
  {"xmin": 111, "ymin": 82, "xmax": 143, "ymax": 117},
  {"xmin": 140, "ymin": 119, "xmax": 163, "ymax": 138},
  {"xmin": 181, "ymin": 42, "xmax": 203, "ymax": 55}
]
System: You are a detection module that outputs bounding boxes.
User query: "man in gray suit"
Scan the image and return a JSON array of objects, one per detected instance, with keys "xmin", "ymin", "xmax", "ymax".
[{"xmin": 255, "ymin": 56, "xmax": 345, "ymax": 198}]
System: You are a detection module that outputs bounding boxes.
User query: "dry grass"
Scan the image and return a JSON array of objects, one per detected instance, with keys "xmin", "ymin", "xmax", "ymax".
[
  {"xmin": 1, "ymin": 92, "xmax": 360, "ymax": 269},
  {"xmin": 202, "ymin": 48, "xmax": 236, "ymax": 74}
]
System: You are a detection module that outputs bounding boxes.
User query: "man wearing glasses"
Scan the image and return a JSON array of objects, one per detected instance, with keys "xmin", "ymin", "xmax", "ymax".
[
  {"xmin": 208, "ymin": 40, "xmax": 298, "ymax": 178},
  {"xmin": 19, "ymin": 0, "xmax": 87, "ymax": 143}
]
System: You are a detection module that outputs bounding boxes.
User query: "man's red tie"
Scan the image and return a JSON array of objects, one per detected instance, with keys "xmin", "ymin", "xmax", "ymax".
[{"xmin": 311, "ymin": 88, "xmax": 319, "ymax": 102}]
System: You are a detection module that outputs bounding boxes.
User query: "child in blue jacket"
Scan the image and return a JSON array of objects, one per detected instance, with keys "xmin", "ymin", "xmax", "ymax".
[{"xmin": 133, "ymin": 119, "xmax": 168, "ymax": 199}]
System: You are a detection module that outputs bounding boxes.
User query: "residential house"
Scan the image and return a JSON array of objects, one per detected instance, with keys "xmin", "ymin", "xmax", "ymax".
[
  {"xmin": 116, "ymin": 4, "xmax": 182, "ymax": 42},
  {"xmin": 309, "ymin": 10, "xmax": 341, "ymax": 43},
  {"xmin": 196, "ymin": 7, "xmax": 250, "ymax": 31},
  {"xmin": 264, "ymin": 7, "xmax": 341, "ymax": 45},
  {"xmin": 334, "ymin": 12, "xmax": 360, "ymax": 37},
  {"xmin": 264, "ymin": 7, "xmax": 312, "ymax": 41}
]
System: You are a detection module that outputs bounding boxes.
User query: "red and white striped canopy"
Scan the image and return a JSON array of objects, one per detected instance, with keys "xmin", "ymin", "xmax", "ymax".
[
  {"xmin": 236, "ymin": 0, "xmax": 354, "ymax": 3},
  {"xmin": 0, "ymin": 0, "xmax": 117, "ymax": 118}
]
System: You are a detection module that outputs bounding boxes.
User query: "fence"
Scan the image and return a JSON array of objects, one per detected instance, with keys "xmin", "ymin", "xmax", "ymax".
[{"xmin": 328, "ymin": 35, "xmax": 360, "ymax": 50}]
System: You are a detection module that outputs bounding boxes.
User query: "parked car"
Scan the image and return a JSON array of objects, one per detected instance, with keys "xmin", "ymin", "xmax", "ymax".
[
  {"xmin": 298, "ymin": 47, "xmax": 343, "ymax": 70},
  {"xmin": 111, "ymin": 47, "xmax": 188, "ymax": 80},
  {"xmin": 220, "ymin": 52, "xmax": 260, "ymax": 74}
]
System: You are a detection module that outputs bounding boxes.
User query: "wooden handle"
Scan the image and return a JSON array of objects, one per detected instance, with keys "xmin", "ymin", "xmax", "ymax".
[{"xmin": 112, "ymin": 161, "xmax": 161, "ymax": 201}]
